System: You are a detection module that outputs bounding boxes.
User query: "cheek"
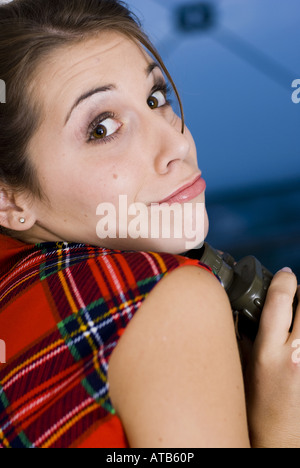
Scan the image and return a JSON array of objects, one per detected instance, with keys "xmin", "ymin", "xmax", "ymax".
[
  {"xmin": 30, "ymin": 122, "xmax": 141, "ymax": 214},
  {"xmin": 185, "ymin": 126, "xmax": 198, "ymax": 161}
]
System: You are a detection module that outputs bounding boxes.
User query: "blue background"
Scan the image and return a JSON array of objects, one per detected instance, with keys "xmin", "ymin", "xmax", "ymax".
[{"xmin": 127, "ymin": 0, "xmax": 300, "ymax": 276}]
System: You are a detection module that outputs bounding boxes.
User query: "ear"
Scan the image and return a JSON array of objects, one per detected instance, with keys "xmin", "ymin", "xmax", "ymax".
[{"xmin": 0, "ymin": 188, "xmax": 37, "ymax": 232}]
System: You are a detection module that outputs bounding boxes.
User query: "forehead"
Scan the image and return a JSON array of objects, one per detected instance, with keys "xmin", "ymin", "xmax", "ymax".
[{"xmin": 32, "ymin": 31, "xmax": 152, "ymax": 113}]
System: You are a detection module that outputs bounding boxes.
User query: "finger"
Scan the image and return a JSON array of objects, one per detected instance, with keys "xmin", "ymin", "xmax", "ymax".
[{"xmin": 256, "ymin": 268, "xmax": 298, "ymax": 348}]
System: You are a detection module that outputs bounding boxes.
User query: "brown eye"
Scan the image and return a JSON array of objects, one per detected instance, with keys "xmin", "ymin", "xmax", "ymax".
[
  {"xmin": 147, "ymin": 96, "xmax": 159, "ymax": 109},
  {"xmin": 93, "ymin": 124, "xmax": 107, "ymax": 139},
  {"xmin": 89, "ymin": 117, "xmax": 122, "ymax": 142},
  {"xmin": 147, "ymin": 91, "xmax": 167, "ymax": 110}
]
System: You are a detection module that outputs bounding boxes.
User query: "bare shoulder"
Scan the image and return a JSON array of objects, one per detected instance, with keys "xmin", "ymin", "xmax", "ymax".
[
  {"xmin": 139, "ymin": 264, "xmax": 230, "ymax": 318},
  {"xmin": 108, "ymin": 265, "xmax": 250, "ymax": 448}
]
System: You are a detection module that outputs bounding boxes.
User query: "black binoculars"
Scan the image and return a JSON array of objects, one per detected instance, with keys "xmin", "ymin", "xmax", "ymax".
[{"xmin": 184, "ymin": 243, "xmax": 298, "ymax": 340}]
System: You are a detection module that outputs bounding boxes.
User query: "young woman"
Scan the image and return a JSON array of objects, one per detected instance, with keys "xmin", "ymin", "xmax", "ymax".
[{"xmin": 0, "ymin": 0, "xmax": 299, "ymax": 448}]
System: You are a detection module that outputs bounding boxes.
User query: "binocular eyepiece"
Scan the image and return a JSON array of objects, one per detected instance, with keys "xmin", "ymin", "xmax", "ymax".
[{"xmin": 184, "ymin": 243, "xmax": 298, "ymax": 340}]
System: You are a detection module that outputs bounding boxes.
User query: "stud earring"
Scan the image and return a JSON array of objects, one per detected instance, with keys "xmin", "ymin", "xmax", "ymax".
[{"xmin": 19, "ymin": 217, "xmax": 25, "ymax": 224}]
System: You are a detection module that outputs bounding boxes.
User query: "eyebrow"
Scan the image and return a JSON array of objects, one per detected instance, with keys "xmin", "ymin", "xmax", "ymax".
[{"xmin": 64, "ymin": 61, "xmax": 160, "ymax": 126}]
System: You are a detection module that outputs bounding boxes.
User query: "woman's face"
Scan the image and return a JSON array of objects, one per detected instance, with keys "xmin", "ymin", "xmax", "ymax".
[{"xmin": 26, "ymin": 31, "xmax": 208, "ymax": 253}]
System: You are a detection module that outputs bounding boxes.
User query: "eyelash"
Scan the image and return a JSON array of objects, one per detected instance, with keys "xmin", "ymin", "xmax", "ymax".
[{"xmin": 86, "ymin": 82, "xmax": 173, "ymax": 144}]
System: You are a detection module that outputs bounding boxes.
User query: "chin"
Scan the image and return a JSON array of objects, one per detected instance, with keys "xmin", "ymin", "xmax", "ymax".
[
  {"xmin": 131, "ymin": 211, "xmax": 209, "ymax": 255},
  {"xmin": 166, "ymin": 209, "xmax": 209, "ymax": 255}
]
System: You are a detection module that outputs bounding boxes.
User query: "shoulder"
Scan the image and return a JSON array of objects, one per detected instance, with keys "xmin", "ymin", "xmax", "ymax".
[
  {"xmin": 131, "ymin": 264, "xmax": 227, "ymax": 330},
  {"xmin": 118, "ymin": 263, "xmax": 231, "ymax": 334},
  {"xmin": 108, "ymin": 265, "xmax": 230, "ymax": 376},
  {"xmin": 108, "ymin": 265, "xmax": 249, "ymax": 447}
]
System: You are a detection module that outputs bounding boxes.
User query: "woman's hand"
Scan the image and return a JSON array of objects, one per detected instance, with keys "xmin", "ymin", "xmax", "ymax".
[{"xmin": 246, "ymin": 268, "xmax": 300, "ymax": 448}]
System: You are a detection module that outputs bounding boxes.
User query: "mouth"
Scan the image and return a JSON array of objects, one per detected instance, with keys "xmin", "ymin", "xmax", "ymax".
[{"xmin": 157, "ymin": 174, "xmax": 206, "ymax": 205}]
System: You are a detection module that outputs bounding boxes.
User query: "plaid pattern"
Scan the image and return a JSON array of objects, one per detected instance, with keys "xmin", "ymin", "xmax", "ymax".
[{"xmin": 0, "ymin": 235, "xmax": 214, "ymax": 448}]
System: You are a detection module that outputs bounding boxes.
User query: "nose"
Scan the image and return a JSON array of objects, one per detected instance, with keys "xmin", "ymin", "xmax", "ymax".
[{"xmin": 146, "ymin": 111, "xmax": 191, "ymax": 175}]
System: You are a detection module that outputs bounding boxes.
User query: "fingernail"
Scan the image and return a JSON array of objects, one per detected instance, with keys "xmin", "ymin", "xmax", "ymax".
[{"xmin": 280, "ymin": 267, "xmax": 293, "ymax": 273}]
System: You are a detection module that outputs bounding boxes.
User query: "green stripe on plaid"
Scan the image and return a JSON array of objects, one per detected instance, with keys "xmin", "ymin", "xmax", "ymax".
[
  {"xmin": 13, "ymin": 431, "xmax": 33, "ymax": 449},
  {"xmin": 0, "ymin": 386, "xmax": 10, "ymax": 410},
  {"xmin": 0, "ymin": 387, "xmax": 33, "ymax": 449}
]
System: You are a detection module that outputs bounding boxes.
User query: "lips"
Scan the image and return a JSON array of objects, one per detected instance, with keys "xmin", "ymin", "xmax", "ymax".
[{"xmin": 157, "ymin": 174, "xmax": 206, "ymax": 205}]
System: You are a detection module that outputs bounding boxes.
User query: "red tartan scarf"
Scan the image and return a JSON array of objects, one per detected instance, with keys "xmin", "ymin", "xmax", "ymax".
[{"xmin": 0, "ymin": 235, "xmax": 213, "ymax": 448}]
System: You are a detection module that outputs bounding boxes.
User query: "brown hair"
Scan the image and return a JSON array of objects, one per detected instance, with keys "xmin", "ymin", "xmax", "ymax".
[{"xmin": 0, "ymin": 0, "xmax": 184, "ymax": 232}]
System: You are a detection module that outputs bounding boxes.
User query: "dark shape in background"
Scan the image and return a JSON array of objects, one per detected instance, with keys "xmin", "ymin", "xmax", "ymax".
[{"xmin": 177, "ymin": 2, "xmax": 216, "ymax": 32}]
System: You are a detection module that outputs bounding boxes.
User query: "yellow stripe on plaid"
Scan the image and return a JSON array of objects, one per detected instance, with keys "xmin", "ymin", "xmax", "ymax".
[
  {"xmin": 151, "ymin": 251, "xmax": 168, "ymax": 274},
  {"xmin": 57, "ymin": 254, "xmax": 104, "ymax": 386},
  {"xmin": 0, "ymin": 339, "xmax": 66, "ymax": 386},
  {"xmin": 0, "ymin": 427, "xmax": 11, "ymax": 448},
  {"xmin": 0, "ymin": 271, "xmax": 40, "ymax": 303},
  {"xmin": 41, "ymin": 402, "xmax": 99, "ymax": 448}
]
